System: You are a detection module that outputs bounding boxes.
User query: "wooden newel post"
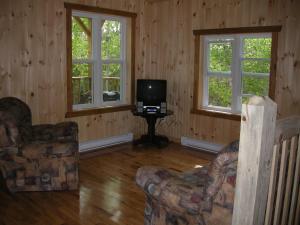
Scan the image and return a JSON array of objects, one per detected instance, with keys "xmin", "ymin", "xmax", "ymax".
[{"xmin": 232, "ymin": 96, "xmax": 277, "ymax": 225}]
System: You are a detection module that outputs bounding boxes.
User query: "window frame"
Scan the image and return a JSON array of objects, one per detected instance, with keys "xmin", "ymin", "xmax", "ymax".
[
  {"xmin": 192, "ymin": 26, "xmax": 281, "ymax": 121},
  {"xmin": 64, "ymin": 3, "xmax": 137, "ymax": 118}
]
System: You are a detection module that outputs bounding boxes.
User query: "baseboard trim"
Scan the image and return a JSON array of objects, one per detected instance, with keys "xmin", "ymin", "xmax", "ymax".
[
  {"xmin": 79, "ymin": 133, "xmax": 133, "ymax": 153},
  {"xmin": 181, "ymin": 136, "xmax": 224, "ymax": 153}
]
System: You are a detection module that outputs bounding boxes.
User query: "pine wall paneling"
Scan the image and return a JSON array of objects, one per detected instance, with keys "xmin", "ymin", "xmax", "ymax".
[
  {"xmin": 136, "ymin": 0, "xmax": 300, "ymax": 144},
  {"xmin": 0, "ymin": 0, "xmax": 299, "ymax": 145},
  {"xmin": 0, "ymin": 0, "xmax": 139, "ymax": 142}
]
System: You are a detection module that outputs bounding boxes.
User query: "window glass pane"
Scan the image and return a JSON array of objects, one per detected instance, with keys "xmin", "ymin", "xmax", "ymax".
[
  {"xmin": 242, "ymin": 60, "xmax": 270, "ymax": 73},
  {"xmin": 101, "ymin": 20, "xmax": 121, "ymax": 59},
  {"xmin": 243, "ymin": 38, "xmax": 272, "ymax": 58},
  {"xmin": 208, "ymin": 77, "xmax": 232, "ymax": 108},
  {"xmin": 72, "ymin": 63, "xmax": 92, "ymax": 105},
  {"xmin": 208, "ymin": 42, "xmax": 232, "ymax": 72},
  {"xmin": 242, "ymin": 75, "xmax": 269, "ymax": 97},
  {"xmin": 102, "ymin": 64, "xmax": 121, "ymax": 102},
  {"xmin": 241, "ymin": 37, "xmax": 272, "ymax": 105},
  {"xmin": 72, "ymin": 16, "xmax": 92, "ymax": 59}
]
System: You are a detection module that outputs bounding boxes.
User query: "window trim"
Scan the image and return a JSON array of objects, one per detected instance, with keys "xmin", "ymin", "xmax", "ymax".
[
  {"xmin": 192, "ymin": 26, "xmax": 281, "ymax": 121},
  {"xmin": 64, "ymin": 3, "xmax": 137, "ymax": 118}
]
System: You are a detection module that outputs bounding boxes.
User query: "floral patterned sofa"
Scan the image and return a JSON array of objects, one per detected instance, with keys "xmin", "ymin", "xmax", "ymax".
[
  {"xmin": 136, "ymin": 140, "xmax": 239, "ymax": 225},
  {"xmin": 0, "ymin": 97, "xmax": 79, "ymax": 192}
]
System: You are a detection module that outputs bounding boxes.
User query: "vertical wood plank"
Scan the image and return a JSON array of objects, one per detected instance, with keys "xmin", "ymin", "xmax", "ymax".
[
  {"xmin": 273, "ymin": 140, "xmax": 289, "ymax": 225},
  {"xmin": 65, "ymin": 6, "xmax": 73, "ymax": 113},
  {"xmin": 192, "ymin": 34, "xmax": 200, "ymax": 110},
  {"xmin": 288, "ymin": 135, "xmax": 300, "ymax": 225},
  {"xmin": 295, "ymin": 188, "xmax": 300, "ymax": 225},
  {"xmin": 281, "ymin": 136, "xmax": 298, "ymax": 225},
  {"xmin": 269, "ymin": 32, "xmax": 278, "ymax": 100},
  {"xmin": 131, "ymin": 15, "xmax": 136, "ymax": 105},
  {"xmin": 264, "ymin": 145, "xmax": 280, "ymax": 225},
  {"xmin": 232, "ymin": 96, "xmax": 277, "ymax": 225}
]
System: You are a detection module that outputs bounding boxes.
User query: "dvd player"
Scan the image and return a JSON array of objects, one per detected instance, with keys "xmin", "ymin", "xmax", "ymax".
[{"xmin": 144, "ymin": 106, "xmax": 160, "ymax": 114}]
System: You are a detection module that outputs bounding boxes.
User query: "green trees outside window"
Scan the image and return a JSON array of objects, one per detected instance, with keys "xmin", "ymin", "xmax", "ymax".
[
  {"xmin": 71, "ymin": 15, "xmax": 123, "ymax": 105},
  {"xmin": 72, "ymin": 16, "xmax": 92, "ymax": 105},
  {"xmin": 206, "ymin": 36, "xmax": 272, "ymax": 110}
]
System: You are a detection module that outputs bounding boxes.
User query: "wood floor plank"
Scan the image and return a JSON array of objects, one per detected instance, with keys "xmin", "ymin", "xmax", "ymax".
[{"xmin": 0, "ymin": 143, "xmax": 214, "ymax": 225}]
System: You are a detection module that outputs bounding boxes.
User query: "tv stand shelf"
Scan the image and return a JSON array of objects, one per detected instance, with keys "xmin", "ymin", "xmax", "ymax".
[{"xmin": 132, "ymin": 110, "xmax": 173, "ymax": 148}]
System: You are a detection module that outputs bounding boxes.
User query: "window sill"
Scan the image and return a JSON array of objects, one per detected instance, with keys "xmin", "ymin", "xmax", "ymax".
[
  {"xmin": 191, "ymin": 108, "xmax": 241, "ymax": 121},
  {"xmin": 65, "ymin": 104, "xmax": 135, "ymax": 118}
]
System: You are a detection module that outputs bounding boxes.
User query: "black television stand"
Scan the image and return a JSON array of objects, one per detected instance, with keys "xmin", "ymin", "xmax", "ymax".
[{"xmin": 132, "ymin": 110, "xmax": 173, "ymax": 148}]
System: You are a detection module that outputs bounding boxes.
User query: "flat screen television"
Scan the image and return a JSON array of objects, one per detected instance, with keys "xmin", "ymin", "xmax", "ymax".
[{"xmin": 137, "ymin": 79, "xmax": 167, "ymax": 106}]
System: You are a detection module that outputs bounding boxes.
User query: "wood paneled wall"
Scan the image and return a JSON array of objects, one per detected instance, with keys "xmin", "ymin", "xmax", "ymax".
[
  {"xmin": 0, "ymin": 0, "xmax": 139, "ymax": 142},
  {"xmin": 0, "ymin": 0, "xmax": 299, "ymax": 144},
  {"xmin": 135, "ymin": 0, "xmax": 300, "ymax": 144}
]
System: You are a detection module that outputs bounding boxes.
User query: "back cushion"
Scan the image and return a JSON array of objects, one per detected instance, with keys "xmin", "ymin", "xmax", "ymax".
[
  {"xmin": 0, "ymin": 111, "xmax": 20, "ymax": 147},
  {"xmin": 0, "ymin": 97, "xmax": 32, "ymax": 143},
  {"xmin": 0, "ymin": 124, "xmax": 12, "ymax": 147},
  {"xmin": 213, "ymin": 160, "xmax": 237, "ymax": 210},
  {"xmin": 206, "ymin": 141, "xmax": 239, "ymax": 198}
]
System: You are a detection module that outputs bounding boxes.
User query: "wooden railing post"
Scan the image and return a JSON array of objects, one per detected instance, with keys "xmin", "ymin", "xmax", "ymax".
[{"xmin": 232, "ymin": 96, "xmax": 277, "ymax": 225}]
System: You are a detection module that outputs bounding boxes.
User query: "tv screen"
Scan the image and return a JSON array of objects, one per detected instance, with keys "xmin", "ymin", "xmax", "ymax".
[{"xmin": 137, "ymin": 79, "xmax": 167, "ymax": 106}]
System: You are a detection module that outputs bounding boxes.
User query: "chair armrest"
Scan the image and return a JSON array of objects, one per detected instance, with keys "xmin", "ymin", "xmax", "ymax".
[
  {"xmin": 32, "ymin": 122, "xmax": 78, "ymax": 142},
  {"xmin": 20, "ymin": 141, "xmax": 78, "ymax": 160},
  {"xmin": 136, "ymin": 166, "xmax": 210, "ymax": 214},
  {"xmin": 136, "ymin": 166, "xmax": 176, "ymax": 196}
]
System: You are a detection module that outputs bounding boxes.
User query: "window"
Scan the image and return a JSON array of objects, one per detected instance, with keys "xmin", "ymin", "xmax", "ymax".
[
  {"xmin": 192, "ymin": 26, "xmax": 281, "ymax": 120},
  {"xmin": 65, "ymin": 3, "xmax": 136, "ymax": 117},
  {"xmin": 204, "ymin": 33, "xmax": 272, "ymax": 113}
]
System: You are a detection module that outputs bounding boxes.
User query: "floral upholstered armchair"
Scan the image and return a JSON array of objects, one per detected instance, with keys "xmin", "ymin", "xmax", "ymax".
[
  {"xmin": 136, "ymin": 141, "xmax": 239, "ymax": 225},
  {"xmin": 0, "ymin": 97, "xmax": 79, "ymax": 192}
]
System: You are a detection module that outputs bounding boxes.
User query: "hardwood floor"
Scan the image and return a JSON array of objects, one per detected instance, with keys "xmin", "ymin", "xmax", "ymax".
[{"xmin": 0, "ymin": 143, "xmax": 214, "ymax": 225}]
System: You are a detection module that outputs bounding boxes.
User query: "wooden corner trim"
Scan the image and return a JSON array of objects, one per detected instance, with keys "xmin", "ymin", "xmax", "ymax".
[
  {"xmin": 269, "ymin": 32, "xmax": 279, "ymax": 100},
  {"xmin": 193, "ymin": 25, "xmax": 282, "ymax": 36},
  {"xmin": 193, "ymin": 35, "xmax": 200, "ymax": 109},
  {"xmin": 131, "ymin": 16, "xmax": 136, "ymax": 105},
  {"xmin": 191, "ymin": 108, "xmax": 241, "ymax": 121},
  {"xmin": 66, "ymin": 6, "xmax": 73, "ymax": 112},
  {"xmin": 65, "ymin": 105, "xmax": 135, "ymax": 118},
  {"xmin": 64, "ymin": 2, "xmax": 137, "ymax": 18}
]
